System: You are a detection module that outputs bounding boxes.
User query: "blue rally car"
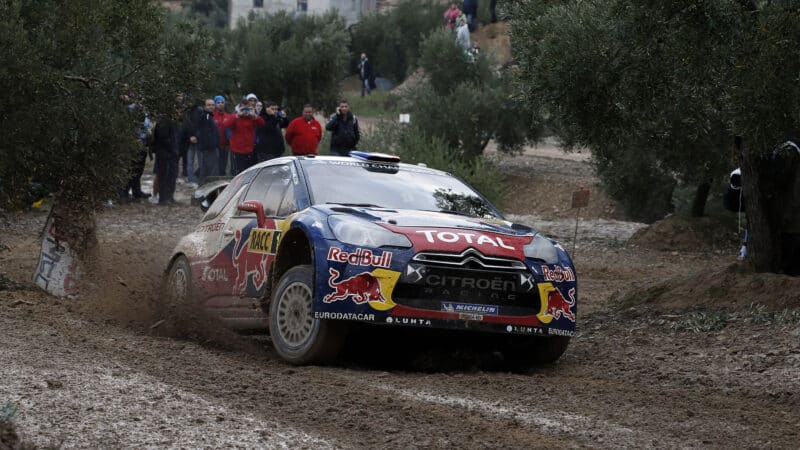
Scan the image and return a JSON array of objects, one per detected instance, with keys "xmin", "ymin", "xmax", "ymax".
[{"xmin": 164, "ymin": 152, "xmax": 577, "ymax": 365}]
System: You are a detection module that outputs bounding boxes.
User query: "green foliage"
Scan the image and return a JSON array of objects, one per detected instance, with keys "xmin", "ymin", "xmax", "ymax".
[
  {"xmin": 360, "ymin": 123, "xmax": 507, "ymax": 207},
  {"xmin": 409, "ymin": 29, "xmax": 539, "ymax": 158},
  {"xmin": 349, "ymin": 0, "xmax": 445, "ymax": 82},
  {"xmin": 0, "ymin": 0, "xmax": 213, "ymax": 213},
  {"xmin": 235, "ymin": 11, "xmax": 350, "ymax": 116},
  {"xmin": 512, "ymin": 0, "xmax": 745, "ymax": 221},
  {"xmin": 347, "ymin": 91, "xmax": 400, "ymax": 120}
]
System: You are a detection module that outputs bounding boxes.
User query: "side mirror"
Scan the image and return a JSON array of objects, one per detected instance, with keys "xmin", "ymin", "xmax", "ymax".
[{"xmin": 237, "ymin": 200, "xmax": 267, "ymax": 228}]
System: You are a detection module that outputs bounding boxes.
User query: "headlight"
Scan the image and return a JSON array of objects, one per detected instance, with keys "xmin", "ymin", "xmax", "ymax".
[
  {"xmin": 328, "ymin": 215, "xmax": 412, "ymax": 248},
  {"xmin": 523, "ymin": 233, "xmax": 559, "ymax": 263}
]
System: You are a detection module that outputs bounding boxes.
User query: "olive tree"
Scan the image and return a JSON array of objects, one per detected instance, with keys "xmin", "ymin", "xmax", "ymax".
[
  {"xmin": 235, "ymin": 11, "xmax": 350, "ymax": 116},
  {"xmin": 409, "ymin": 29, "xmax": 539, "ymax": 159},
  {"xmin": 0, "ymin": 0, "xmax": 212, "ymax": 295},
  {"xmin": 512, "ymin": 0, "xmax": 738, "ymax": 221}
]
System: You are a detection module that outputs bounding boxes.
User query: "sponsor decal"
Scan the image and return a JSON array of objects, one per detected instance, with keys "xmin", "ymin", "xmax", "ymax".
[
  {"xmin": 198, "ymin": 222, "xmax": 225, "ymax": 233},
  {"xmin": 323, "ymin": 268, "xmax": 399, "ymax": 312},
  {"xmin": 536, "ymin": 283, "xmax": 576, "ymax": 324},
  {"xmin": 232, "ymin": 229, "xmax": 269, "ymax": 295},
  {"xmin": 441, "ymin": 302, "xmax": 499, "ymax": 315},
  {"xmin": 541, "ymin": 265, "xmax": 576, "ymax": 282},
  {"xmin": 547, "ymin": 328, "xmax": 575, "ymax": 337},
  {"xmin": 426, "ymin": 274, "xmax": 515, "ymax": 292},
  {"xmin": 386, "ymin": 316, "xmax": 432, "ymax": 326},
  {"xmin": 459, "ymin": 313, "xmax": 483, "ymax": 321},
  {"xmin": 201, "ymin": 266, "xmax": 228, "ymax": 282},
  {"xmin": 327, "ymin": 247, "xmax": 393, "ymax": 268},
  {"xmin": 505, "ymin": 325, "xmax": 545, "ymax": 335},
  {"xmin": 247, "ymin": 228, "xmax": 281, "ymax": 254},
  {"xmin": 314, "ymin": 311, "xmax": 376, "ymax": 321},
  {"xmin": 415, "ymin": 230, "xmax": 516, "ymax": 250}
]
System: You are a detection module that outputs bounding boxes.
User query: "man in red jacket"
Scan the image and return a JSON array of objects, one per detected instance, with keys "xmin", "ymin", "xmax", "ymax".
[
  {"xmin": 285, "ymin": 104, "xmax": 322, "ymax": 156},
  {"xmin": 224, "ymin": 96, "xmax": 265, "ymax": 175},
  {"xmin": 212, "ymin": 95, "xmax": 231, "ymax": 175}
]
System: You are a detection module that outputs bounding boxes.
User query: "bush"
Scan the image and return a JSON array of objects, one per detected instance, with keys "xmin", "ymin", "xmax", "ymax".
[
  {"xmin": 408, "ymin": 29, "xmax": 539, "ymax": 158},
  {"xmin": 235, "ymin": 11, "xmax": 350, "ymax": 116},
  {"xmin": 361, "ymin": 123, "xmax": 507, "ymax": 207}
]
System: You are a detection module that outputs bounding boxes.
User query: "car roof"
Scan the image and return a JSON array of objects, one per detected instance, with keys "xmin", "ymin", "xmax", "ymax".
[{"xmin": 243, "ymin": 154, "xmax": 451, "ymax": 177}]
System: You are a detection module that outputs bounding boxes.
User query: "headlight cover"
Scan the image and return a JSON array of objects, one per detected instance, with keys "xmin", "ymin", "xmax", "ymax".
[
  {"xmin": 523, "ymin": 233, "xmax": 559, "ymax": 263},
  {"xmin": 328, "ymin": 215, "xmax": 412, "ymax": 248}
]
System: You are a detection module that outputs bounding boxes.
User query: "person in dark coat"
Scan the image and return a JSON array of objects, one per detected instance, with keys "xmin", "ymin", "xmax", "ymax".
[
  {"xmin": 151, "ymin": 113, "xmax": 182, "ymax": 205},
  {"xmin": 254, "ymin": 101, "xmax": 289, "ymax": 163},
  {"xmin": 358, "ymin": 53, "xmax": 374, "ymax": 97},
  {"xmin": 462, "ymin": 0, "xmax": 478, "ymax": 32},
  {"xmin": 196, "ymin": 99, "xmax": 220, "ymax": 185},
  {"xmin": 181, "ymin": 100, "xmax": 204, "ymax": 184},
  {"xmin": 325, "ymin": 100, "xmax": 360, "ymax": 157}
]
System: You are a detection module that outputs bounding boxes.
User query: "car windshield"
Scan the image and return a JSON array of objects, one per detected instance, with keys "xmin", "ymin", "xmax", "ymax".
[{"xmin": 300, "ymin": 159, "xmax": 501, "ymax": 218}]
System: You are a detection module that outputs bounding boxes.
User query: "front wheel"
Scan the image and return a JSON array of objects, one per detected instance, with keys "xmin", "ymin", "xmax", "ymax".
[{"xmin": 269, "ymin": 265, "xmax": 345, "ymax": 365}]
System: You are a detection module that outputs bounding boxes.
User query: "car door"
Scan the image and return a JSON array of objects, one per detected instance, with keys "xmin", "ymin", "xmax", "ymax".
[
  {"xmin": 194, "ymin": 171, "xmax": 256, "ymax": 308},
  {"xmin": 222, "ymin": 164, "xmax": 299, "ymax": 314}
]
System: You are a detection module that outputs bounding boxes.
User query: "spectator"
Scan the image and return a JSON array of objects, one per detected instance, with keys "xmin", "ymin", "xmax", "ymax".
[
  {"xmin": 325, "ymin": 100, "xmax": 360, "ymax": 157},
  {"xmin": 254, "ymin": 101, "xmax": 289, "ymax": 162},
  {"xmin": 462, "ymin": 0, "xmax": 478, "ymax": 32},
  {"xmin": 456, "ymin": 18, "xmax": 471, "ymax": 51},
  {"xmin": 444, "ymin": 3, "xmax": 461, "ymax": 30},
  {"xmin": 224, "ymin": 96, "xmax": 265, "ymax": 176},
  {"xmin": 196, "ymin": 99, "xmax": 220, "ymax": 185},
  {"xmin": 212, "ymin": 95, "xmax": 231, "ymax": 176},
  {"xmin": 256, "ymin": 101, "xmax": 263, "ymax": 116},
  {"xmin": 119, "ymin": 102, "xmax": 151, "ymax": 202},
  {"xmin": 490, "ymin": 0, "xmax": 497, "ymax": 23},
  {"xmin": 285, "ymin": 104, "xmax": 322, "ymax": 156},
  {"xmin": 151, "ymin": 113, "xmax": 182, "ymax": 206},
  {"xmin": 181, "ymin": 99, "xmax": 204, "ymax": 185},
  {"xmin": 358, "ymin": 53, "xmax": 374, "ymax": 98}
]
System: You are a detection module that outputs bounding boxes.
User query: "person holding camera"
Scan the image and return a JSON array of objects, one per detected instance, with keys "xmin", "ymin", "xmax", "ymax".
[
  {"xmin": 223, "ymin": 94, "xmax": 265, "ymax": 176},
  {"xmin": 254, "ymin": 101, "xmax": 289, "ymax": 163},
  {"xmin": 325, "ymin": 100, "xmax": 360, "ymax": 157}
]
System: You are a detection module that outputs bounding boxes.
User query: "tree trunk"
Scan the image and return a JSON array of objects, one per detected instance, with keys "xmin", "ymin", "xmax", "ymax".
[
  {"xmin": 741, "ymin": 142, "xmax": 799, "ymax": 273},
  {"xmin": 32, "ymin": 202, "xmax": 97, "ymax": 297},
  {"xmin": 690, "ymin": 181, "xmax": 712, "ymax": 217}
]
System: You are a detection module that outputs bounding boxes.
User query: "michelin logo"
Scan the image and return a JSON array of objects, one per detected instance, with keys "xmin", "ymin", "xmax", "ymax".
[{"xmin": 441, "ymin": 302, "xmax": 499, "ymax": 315}]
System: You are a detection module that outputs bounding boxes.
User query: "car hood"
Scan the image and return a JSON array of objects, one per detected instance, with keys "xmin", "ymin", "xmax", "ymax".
[
  {"xmin": 321, "ymin": 205, "xmax": 533, "ymax": 235},
  {"xmin": 318, "ymin": 205, "xmax": 537, "ymax": 258}
]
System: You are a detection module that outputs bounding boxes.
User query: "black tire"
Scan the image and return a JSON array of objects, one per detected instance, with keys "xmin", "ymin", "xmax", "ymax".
[
  {"xmin": 501, "ymin": 336, "xmax": 571, "ymax": 370},
  {"xmin": 164, "ymin": 255, "xmax": 192, "ymax": 307},
  {"xmin": 269, "ymin": 265, "xmax": 345, "ymax": 365}
]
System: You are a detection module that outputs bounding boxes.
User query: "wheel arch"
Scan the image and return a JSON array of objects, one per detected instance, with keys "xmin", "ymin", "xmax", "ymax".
[{"xmin": 270, "ymin": 227, "xmax": 314, "ymax": 301}]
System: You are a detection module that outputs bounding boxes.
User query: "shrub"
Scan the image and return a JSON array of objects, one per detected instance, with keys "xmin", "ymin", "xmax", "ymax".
[
  {"xmin": 361, "ymin": 123, "xmax": 507, "ymax": 207},
  {"xmin": 235, "ymin": 11, "xmax": 350, "ymax": 115}
]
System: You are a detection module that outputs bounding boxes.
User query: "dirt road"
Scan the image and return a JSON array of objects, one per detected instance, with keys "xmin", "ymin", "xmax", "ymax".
[{"xmin": 1, "ymin": 153, "xmax": 798, "ymax": 448}]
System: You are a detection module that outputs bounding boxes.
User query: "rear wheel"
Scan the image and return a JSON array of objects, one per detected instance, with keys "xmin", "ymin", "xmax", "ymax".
[
  {"xmin": 164, "ymin": 255, "xmax": 192, "ymax": 306},
  {"xmin": 269, "ymin": 265, "xmax": 345, "ymax": 365}
]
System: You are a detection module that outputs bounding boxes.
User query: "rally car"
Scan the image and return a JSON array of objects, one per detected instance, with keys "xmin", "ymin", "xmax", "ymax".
[{"xmin": 164, "ymin": 152, "xmax": 577, "ymax": 365}]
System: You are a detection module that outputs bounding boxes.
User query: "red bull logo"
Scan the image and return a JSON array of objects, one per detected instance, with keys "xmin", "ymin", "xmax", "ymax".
[
  {"xmin": 324, "ymin": 268, "xmax": 387, "ymax": 304},
  {"xmin": 232, "ymin": 229, "xmax": 270, "ymax": 296},
  {"xmin": 536, "ymin": 283, "xmax": 576, "ymax": 324}
]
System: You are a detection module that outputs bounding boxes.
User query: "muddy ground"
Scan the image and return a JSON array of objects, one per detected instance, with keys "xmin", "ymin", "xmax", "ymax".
[{"xmin": 1, "ymin": 148, "xmax": 799, "ymax": 448}]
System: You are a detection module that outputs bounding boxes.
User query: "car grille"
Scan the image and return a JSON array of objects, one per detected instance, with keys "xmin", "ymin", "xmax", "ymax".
[
  {"xmin": 394, "ymin": 250, "xmax": 540, "ymax": 312},
  {"xmin": 412, "ymin": 249, "xmax": 527, "ymax": 271}
]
